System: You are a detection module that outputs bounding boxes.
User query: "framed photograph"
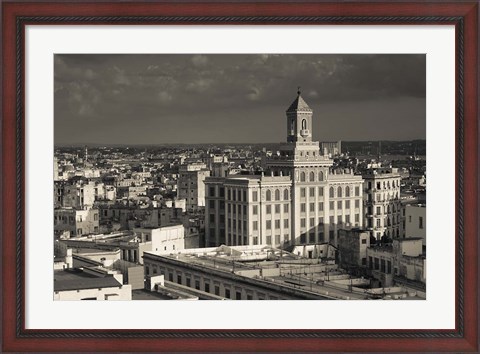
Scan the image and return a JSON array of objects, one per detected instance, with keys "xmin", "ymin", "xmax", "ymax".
[{"xmin": 2, "ymin": 1, "xmax": 478, "ymax": 352}]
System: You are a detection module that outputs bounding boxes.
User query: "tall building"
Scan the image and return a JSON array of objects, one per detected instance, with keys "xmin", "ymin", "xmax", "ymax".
[
  {"xmin": 177, "ymin": 162, "xmax": 211, "ymax": 211},
  {"xmin": 205, "ymin": 90, "xmax": 364, "ymax": 248},
  {"xmin": 362, "ymin": 168, "xmax": 402, "ymax": 240}
]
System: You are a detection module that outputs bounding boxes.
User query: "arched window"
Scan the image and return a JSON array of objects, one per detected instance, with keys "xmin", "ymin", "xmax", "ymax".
[
  {"xmin": 318, "ymin": 171, "xmax": 324, "ymax": 181},
  {"xmin": 283, "ymin": 189, "xmax": 289, "ymax": 200},
  {"xmin": 329, "ymin": 187, "xmax": 334, "ymax": 198},
  {"xmin": 266, "ymin": 190, "xmax": 271, "ymax": 201},
  {"xmin": 302, "ymin": 119, "xmax": 307, "ymax": 130},
  {"xmin": 345, "ymin": 186, "xmax": 350, "ymax": 197},
  {"xmin": 337, "ymin": 186, "xmax": 342, "ymax": 198},
  {"xmin": 275, "ymin": 189, "xmax": 280, "ymax": 201},
  {"xmin": 309, "ymin": 172, "xmax": 315, "ymax": 182},
  {"xmin": 300, "ymin": 172, "xmax": 306, "ymax": 182}
]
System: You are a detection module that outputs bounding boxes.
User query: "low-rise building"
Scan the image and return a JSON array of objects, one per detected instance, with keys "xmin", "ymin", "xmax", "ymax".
[{"xmin": 54, "ymin": 268, "xmax": 132, "ymax": 301}]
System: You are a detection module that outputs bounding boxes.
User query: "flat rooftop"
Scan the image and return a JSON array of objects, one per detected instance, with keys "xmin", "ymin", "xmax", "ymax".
[{"xmin": 54, "ymin": 269, "xmax": 122, "ymax": 292}]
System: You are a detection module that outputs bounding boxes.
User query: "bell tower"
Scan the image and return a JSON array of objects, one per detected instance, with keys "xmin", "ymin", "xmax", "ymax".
[{"xmin": 286, "ymin": 88, "xmax": 313, "ymax": 143}]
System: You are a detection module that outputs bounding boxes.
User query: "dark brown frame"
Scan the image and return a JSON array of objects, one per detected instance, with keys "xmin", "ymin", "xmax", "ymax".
[{"xmin": 2, "ymin": 1, "xmax": 478, "ymax": 352}]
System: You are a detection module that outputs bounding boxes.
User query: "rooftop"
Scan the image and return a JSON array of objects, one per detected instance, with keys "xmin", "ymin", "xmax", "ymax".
[
  {"xmin": 286, "ymin": 91, "xmax": 312, "ymax": 112},
  {"xmin": 54, "ymin": 269, "xmax": 122, "ymax": 292}
]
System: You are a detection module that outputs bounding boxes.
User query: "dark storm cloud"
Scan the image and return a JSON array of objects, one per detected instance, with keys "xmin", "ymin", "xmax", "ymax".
[{"xmin": 54, "ymin": 54, "xmax": 425, "ymax": 144}]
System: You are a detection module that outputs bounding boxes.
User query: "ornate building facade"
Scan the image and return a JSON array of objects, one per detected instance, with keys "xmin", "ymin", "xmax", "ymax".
[{"xmin": 205, "ymin": 90, "xmax": 364, "ymax": 248}]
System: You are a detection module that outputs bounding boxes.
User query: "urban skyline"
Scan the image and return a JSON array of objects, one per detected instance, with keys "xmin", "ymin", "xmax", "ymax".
[{"xmin": 55, "ymin": 54, "xmax": 426, "ymax": 145}]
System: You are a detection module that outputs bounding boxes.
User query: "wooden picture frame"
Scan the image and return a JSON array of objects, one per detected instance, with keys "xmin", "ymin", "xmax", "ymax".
[{"xmin": 2, "ymin": 1, "xmax": 478, "ymax": 352}]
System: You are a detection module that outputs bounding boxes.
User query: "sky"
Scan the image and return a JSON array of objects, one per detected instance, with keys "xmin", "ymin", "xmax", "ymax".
[{"xmin": 54, "ymin": 54, "xmax": 426, "ymax": 145}]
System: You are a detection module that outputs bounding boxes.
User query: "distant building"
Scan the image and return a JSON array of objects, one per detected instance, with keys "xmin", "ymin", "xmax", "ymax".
[
  {"xmin": 54, "ymin": 207, "xmax": 99, "ymax": 236},
  {"xmin": 337, "ymin": 228, "xmax": 370, "ymax": 270},
  {"xmin": 405, "ymin": 204, "xmax": 426, "ymax": 249},
  {"xmin": 320, "ymin": 141, "xmax": 342, "ymax": 157},
  {"xmin": 177, "ymin": 163, "xmax": 211, "ymax": 211},
  {"xmin": 362, "ymin": 168, "xmax": 402, "ymax": 240}
]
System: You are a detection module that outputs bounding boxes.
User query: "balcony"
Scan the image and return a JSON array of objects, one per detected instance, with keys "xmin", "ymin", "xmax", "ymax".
[{"xmin": 300, "ymin": 129, "xmax": 310, "ymax": 137}]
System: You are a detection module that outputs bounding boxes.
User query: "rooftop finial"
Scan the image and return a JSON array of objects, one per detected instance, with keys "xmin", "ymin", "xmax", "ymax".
[{"xmin": 297, "ymin": 86, "xmax": 301, "ymax": 95}]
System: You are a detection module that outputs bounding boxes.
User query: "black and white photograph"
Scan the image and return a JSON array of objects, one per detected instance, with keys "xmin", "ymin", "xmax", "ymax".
[{"xmin": 53, "ymin": 54, "xmax": 427, "ymax": 301}]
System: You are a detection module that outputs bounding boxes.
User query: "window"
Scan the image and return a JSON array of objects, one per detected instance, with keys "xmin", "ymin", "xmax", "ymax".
[
  {"xmin": 376, "ymin": 206, "xmax": 381, "ymax": 215},
  {"xmin": 345, "ymin": 215, "xmax": 350, "ymax": 224},
  {"xmin": 225, "ymin": 289, "xmax": 231, "ymax": 299},
  {"xmin": 376, "ymin": 219, "xmax": 381, "ymax": 227},
  {"xmin": 300, "ymin": 188, "xmax": 306, "ymax": 198},
  {"xmin": 419, "ymin": 216, "xmax": 424, "ymax": 229},
  {"xmin": 266, "ymin": 190, "xmax": 271, "ymax": 201},
  {"xmin": 195, "ymin": 280, "xmax": 200, "ymax": 290},
  {"xmin": 283, "ymin": 189, "xmax": 289, "ymax": 200},
  {"xmin": 318, "ymin": 187, "xmax": 324, "ymax": 196},
  {"xmin": 345, "ymin": 186, "xmax": 350, "ymax": 197},
  {"xmin": 345, "ymin": 200, "xmax": 350, "ymax": 209},
  {"xmin": 204, "ymin": 283, "xmax": 210, "ymax": 293},
  {"xmin": 318, "ymin": 202, "xmax": 324, "ymax": 211},
  {"xmin": 329, "ymin": 216, "xmax": 334, "ymax": 224},
  {"xmin": 361, "ymin": 238, "xmax": 367, "ymax": 244},
  {"xmin": 215, "ymin": 285, "xmax": 220, "ymax": 295},
  {"xmin": 177, "ymin": 275, "xmax": 182, "ymax": 284},
  {"xmin": 301, "ymin": 218, "xmax": 306, "ymax": 228},
  {"xmin": 355, "ymin": 199, "xmax": 360, "ymax": 208},
  {"xmin": 253, "ymin": 205, "xmax": 258, "ymax": 215},
  {"xmin": 355, "ymin": 186, "xmax": 360, "ymax": 196},
  {"xmin": 266, "ymin": 220, "xmax": 271, "ymax": 229},
  {"xmin": 94, "ymin": 213, "xmax": 98, "ymax": 221},
  {"xmin": 355, "ymin": 214, "xmax": 360, "ymax": 222},
  {"xmin": 209, "ymin": 200, "xmax": 215, "ymax": 208},
  {"xmin": 337, "ymin": 200, "xmax": 342, "ymax": 209},
  {"xmin": 309, "ymin": 172, "xmax": 315, "ymax": 182},
  {"xmin": 252, "ymin": 191, "xmax": 258, "ymax": 202},
  {"xmin": 275, "ymin": 220, "xmax": 280, "ymax": 229},
  {"xmin": 337, "ymin": 186, "xmax": 343, "ymax": 198},
  {"xmin": 284, "ymin": 219, "xmax": 289, "ymax": 228},
  {"xmin": 301, "ymin": 203, "xmax": 306, "ymax": 213},
  {"xmin": 275, "ymin": 234, "xmax": 281, "ymax": 244},
  {"xmin": 243, "ymin": 190, "xmax": 247, "ymax": 202},
  {"xmin": 300, "ymin": 172, "xmax": 306, "ymax": 182},
  {"xmin": 300, "ymin": 234, "xmax": 306, "ymax": 243},
  {"xmin": 309, "ymin": 233, "xmax": 315, "ymax": 243},
  {"xmin": 275, "ymin": 189, "xmax": 280, "ymax": 201},
  {"xmin": 309, "ymin": 187, "xmax": 315, "ymax": 197},
  {"xmin": 409, "ymin": 215, "xmax": 412, "ymax": 222},
  {"xmin": 266, "ymin": 205, "xmax": 271, "ymax": 214},
  {"xmin": 275, "ymin": 204, "xmax": 280, "ymax": 214},
  {"xmin": 253, "ymin": 221, "xmax": 258, "ymax": 231},
  {"xmin": 319, "ymin": 171, "xmax": 324, "ymax": 181},
  {"xmin": 309, "ymin": 203, "xmax": 315, "ymax": 212},
  {"xmin": 186, "ymin": 278, "xmax": 191, "ymax": 287},
  {"xmin": 310, "ymin": 217, "xmax": 315, "ymax": 226},
  {"xmin": 266, "ymin": 236, "xmax": 272, "ymax": 244},
  {"xmin": 329, "ymin": 201, "xmax": 334, "ymax": 210},
  {"xmin": 209, "ymin": 214, "xmax": 215, "ymax": 222},
  {"xmin": 337, "ymin": 215, "xmax": 342, "ymax": 224},
  {"xmin": 283, "ymin": 204, "xmax": 289, "ymax": 213},
  {"xmin": 377, "ymin": 182, "xmax": 381, "ymax": 190},
  {"xmin": 329, "ymin": 187, "xmax": 334, "ymax": 198},
  {"xmin": 219, "ymin": 187, "xmax": 225, "ymax": 197},
  {"xmin": 209, "ymin": 187, "xmax": 215, "ymax": 197},
  {"xmin": 236, "ymin": 291, "xmax": 242, "ymax": 300}
]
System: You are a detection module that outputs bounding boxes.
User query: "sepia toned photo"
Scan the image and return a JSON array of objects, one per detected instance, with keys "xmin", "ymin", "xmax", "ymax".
[{"xmin": 53, "ymin": 54, "xmax": 426, "ymax": 301}]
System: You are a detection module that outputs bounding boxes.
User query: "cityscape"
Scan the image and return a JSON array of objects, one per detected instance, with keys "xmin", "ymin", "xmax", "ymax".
[{"xmin": 54, "ymin": 54, "xmax": 426, "ymax": 301}]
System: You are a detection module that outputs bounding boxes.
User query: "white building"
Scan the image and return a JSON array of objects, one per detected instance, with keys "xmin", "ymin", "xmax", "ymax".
[
  {"xmin": 205, "ymin": 90, "xmax": 364, "ymax": 248},
  {"xmin": 177, "ymin": 163, "xmax": 211, "ymax": 211},
  {"xmin": 362, "ymin": 168, "xmax": 402, "ymax": 240},
  {"xmin": 405, "ymin": 204, "xmax": 426, "ymax": 248}
]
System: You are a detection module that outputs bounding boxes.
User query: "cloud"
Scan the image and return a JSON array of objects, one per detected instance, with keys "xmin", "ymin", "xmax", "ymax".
[{"xmin": 158, "ymin": 91, "xmax": 173, "ymax": 103}]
